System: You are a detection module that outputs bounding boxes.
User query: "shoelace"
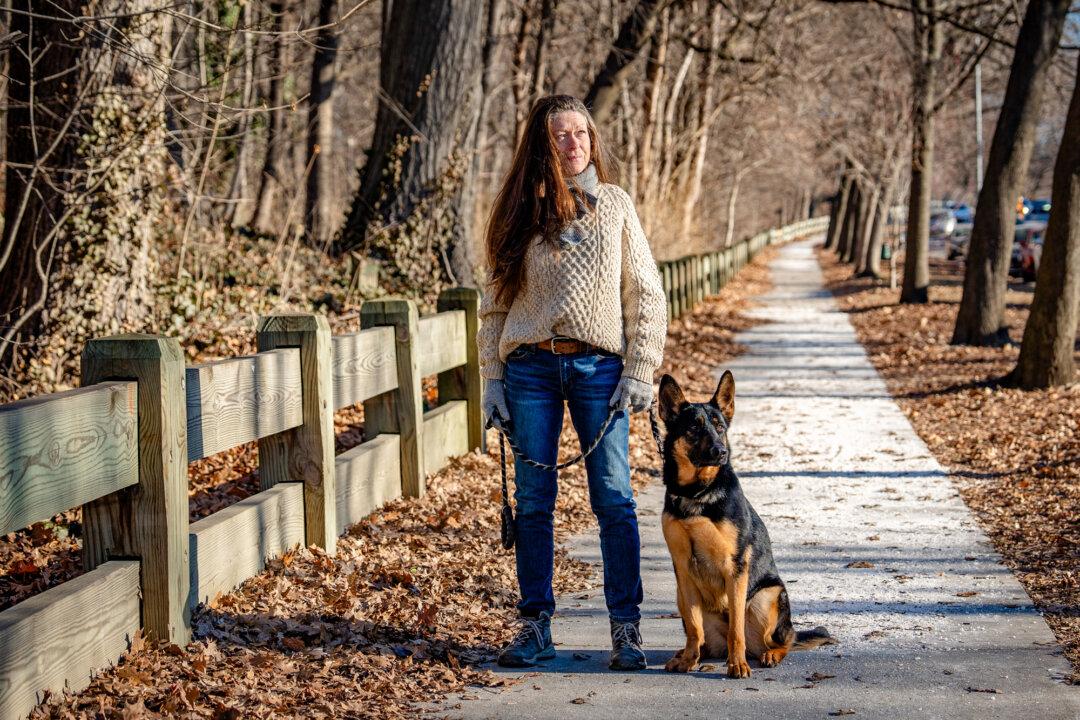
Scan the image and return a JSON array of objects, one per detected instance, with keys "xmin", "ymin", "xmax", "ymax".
[
  {"xmin": 611, "ymin": 621, "xmax": 642, "ymax": 650},
  {"xmin": 509, "ymin": 616, "xmax": 547, "ymax": 648}
]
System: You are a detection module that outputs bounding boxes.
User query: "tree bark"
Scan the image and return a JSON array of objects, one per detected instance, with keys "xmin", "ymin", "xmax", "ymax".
[
  {"xmin": 584, "ymin": 0, "xmax": 668, "ymax": 125},
  {"xmin": 339, "ymin": 0, "xmax": 483, "ymax": 296},
  {"xmin": 951, "ymin": 0, "xmax": 1071, "ymax": 346},
  {"xmin": 681, "ymin": 2, "xmax": 722, "ymax": 240},
  {"xmin": 900, "ymin": 0, "xmax": 941, "ymax": 304},
  {"xmin": 826, "ymin": 173, "xmax": 852, "ymax": 251},
  {"xmin": 472, "ymin": 0, "xmax": 506, "ymax": 226},
  {"xmin": 851, "ymin": 181, "xmax": 880, "ymax": 271},
  {"xmin": 254, "ymin": 1, "xmax": 289, "ymax": 233},
  {"xmin": 843, "ymin": 181, "xmax": 863, "ymax": 264},
  {"xmin": 530, "ymin": 0, "xmax": 554, "ymax": 100},
  {"xmin": 657, "ymin": 47, "xmax": 694, "ymax": 203},
  {"xmin": 226, "ymin": 0, "xmax": 257, "ymax": 227},
  {"xmin": 511, "ymin": 2, "xmax": 533, "ymax": 142},
  {"xmin": 859, "ymin": 180, "xmax": 892, "ymax": 279},
  {"xmin": 637, "ymin": 7, "xmax": 669, "ymax": 203},
  {"xmin": 305, "ymin": 0, "xmax": 339, "ymax": 245},
  {"xmin": 0, "ymin": 0, "xmax": 172, "ymax": 374},
  {"xmin": 837, "ymin": 178, "xmax": 861, "ymax": 262},
  {"xmin": 1009, "ymin": 52, "xmax": 1080, "ymax": 389}
]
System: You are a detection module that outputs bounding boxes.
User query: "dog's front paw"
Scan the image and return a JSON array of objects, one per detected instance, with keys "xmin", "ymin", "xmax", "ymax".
[
  {"xmin": 760, "ymin": 649, "xmax": 786, "ymax": 668},
  {"xmin": 665, "ymin": 652, "xmax": 699, "ymax": 673},
  {"xmin": 726, "ymin": 657, "xmax": 751, "ymax": 678}
]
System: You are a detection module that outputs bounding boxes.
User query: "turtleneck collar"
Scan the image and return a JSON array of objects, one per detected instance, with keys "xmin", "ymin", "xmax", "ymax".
[{"xmin": 567, "ymin": 162, "xmax": 599, "ymax": 201}]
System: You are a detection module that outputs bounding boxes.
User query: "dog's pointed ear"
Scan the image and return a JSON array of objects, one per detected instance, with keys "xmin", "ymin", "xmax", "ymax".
[
  {"xmin": 658, "ymin": 374, "xmax": 687, "ymax": 424},
  {"xmin": 711, "ymin": 370, "xmax": 735, "ymax": 423}
]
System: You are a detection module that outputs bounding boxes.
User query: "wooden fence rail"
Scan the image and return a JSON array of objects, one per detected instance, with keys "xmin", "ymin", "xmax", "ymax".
[
  {"xmin": 657, "ymin": 217, "xmax": 828, "ymax": 320},
  {"xmin": 0, "ymin": 217, "xmax": 827, "ymax": 719},
  {"xmin": 0, "ymin": 288, "xmax": 482, "ymax": 719}
]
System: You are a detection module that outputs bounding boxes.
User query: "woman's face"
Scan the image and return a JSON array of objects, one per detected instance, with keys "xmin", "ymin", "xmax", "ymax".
[{"xmin": 549, "ymin": 110, "xmax": 591, "ymax": 176}]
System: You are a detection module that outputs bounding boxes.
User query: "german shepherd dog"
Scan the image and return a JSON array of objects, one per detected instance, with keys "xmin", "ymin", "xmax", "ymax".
[{"xmin": 657, "ymin": 371, "xmax": 836, "ymax": 678}]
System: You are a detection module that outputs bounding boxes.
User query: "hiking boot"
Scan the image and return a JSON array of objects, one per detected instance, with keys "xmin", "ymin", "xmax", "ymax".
[
  {"xmin": 497, "ymin": 612, "xmax": 555, "ymax": 667},
  {"xmin": 609, "ymin": 618, "xmax": 647, "ymax": 670}
]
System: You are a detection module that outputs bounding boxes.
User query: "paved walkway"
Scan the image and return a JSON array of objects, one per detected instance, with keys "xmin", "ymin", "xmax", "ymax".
[{"xmin": 446, "ymin": 240, "xmax": 1079, "ymax": 720}]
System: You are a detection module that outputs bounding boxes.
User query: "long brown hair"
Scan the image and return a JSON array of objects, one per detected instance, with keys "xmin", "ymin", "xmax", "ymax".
[{"xmin": 484, "ymin": 95, "xmax": 613, "ymax": 307}]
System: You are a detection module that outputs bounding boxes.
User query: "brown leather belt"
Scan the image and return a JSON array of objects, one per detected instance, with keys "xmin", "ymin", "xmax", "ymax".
[{"xmin": 534, "ymin": 335, "xmax": 598, "ymax": 355}]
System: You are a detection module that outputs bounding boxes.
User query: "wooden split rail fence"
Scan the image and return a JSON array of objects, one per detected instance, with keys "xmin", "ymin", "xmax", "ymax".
[
  {"xmin": 657, "ymin": 217, "xmax": 829, "ymax": 320},
  {"xmin": 0, "ymin": 217, "xmax": 827, "ymax": 719},
  {"xmin": 0, "ymin": 289, "xmax": 483, "ymax": 719}
]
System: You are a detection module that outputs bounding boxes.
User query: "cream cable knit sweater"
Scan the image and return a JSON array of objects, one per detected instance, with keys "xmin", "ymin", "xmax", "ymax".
[{"xmin": 478, "ymin": 172, "xmax": 667, "ymax": 385}]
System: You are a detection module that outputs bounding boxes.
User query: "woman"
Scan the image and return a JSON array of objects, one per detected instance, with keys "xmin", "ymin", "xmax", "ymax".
[{"xmin": 477, "ymin": 95, "xmax": 667, "ymax": 671}]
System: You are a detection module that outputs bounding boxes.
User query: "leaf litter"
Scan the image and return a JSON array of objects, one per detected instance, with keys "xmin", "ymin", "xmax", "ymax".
[{"xmin": 19, "ymin": 248, "xmax": 779, "ymax": 717}]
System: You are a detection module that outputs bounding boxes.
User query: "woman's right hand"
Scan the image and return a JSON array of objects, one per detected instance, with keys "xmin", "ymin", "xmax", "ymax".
[{"xmin": 483, "ymin": 378, "xmax": 510, "ymax": 429}]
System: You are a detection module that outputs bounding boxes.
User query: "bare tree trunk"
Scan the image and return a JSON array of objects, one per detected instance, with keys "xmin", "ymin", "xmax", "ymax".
[
  {"xmin": 339, "ymin": 0, "xmax": 484, "ymax": 297},
  {"xmin": 227, "ymin": 0, "xmax": 257, "ymax": 227},
  {"xmin": 304, "ymin": 0, "xmax": 339, "ymax": 246},
  {"xmin": 851, "ymin": 181, "xmax": 880, "ymax": 271},
  {"xmin": 585, "ymin": 0, "xmax": 667, "ymax": 124},
  {"xmin": 0, "ymin": 0, "xmax": 8, "ymax": 219},
  {"xmin": 681, "ymin": 2, "xmax": 721, "ymax": 240},
  {"xmin": 472, "ymin": 0, "xmax": 506, "ymax": 228},
  {"xmin": 511, "ymin": 3, "xmax": 533, "ymax": 142},
  {"xmin": 530, "ymin": 0, "xmax": 554, "ymax": 100},
  {"xmin": 859, "ymin": 178, "xmax": 893, "ymax": 279},
  {"xmin": 843, "ymin": 180, "xmax": 864, "ymax": 264},
  {"xmin": 837, "ymin": 178, "xmax": 860, "ymax": 262},
  {"xmin": 900, "ymin": 0, "xmax": 940, "ymax": 304},
  {"xmin": 724, "ymin": 175, "xmax": 741, "ymax": 248},
  {"xmin": 825, "ymin": 173, "xmax": 852, "ymax": 251},
  {"xmin": 657, "ymin": 48, "xmax": 694, "ymax": 202},
  {"xmin": 0, "ymin": 0, "xmax": 172, "ymax": 372},
  {"xmin": 637, "ymin": 7, "xmax": 669, "ymax": 202},
  {"xmin": 951, "ymin": 0, "xmax": 1071, "ymax": 346},
  {"xmin": 1009, "ymin": 53, "xmax": 1080, "ymax": 389},
  {"xmin": 620, "ymin": 83, "xmax": 640, "ymax": 200},
  {"xmin": 254, "ymin": 1, "xmax": 289, "ymax": 233}
]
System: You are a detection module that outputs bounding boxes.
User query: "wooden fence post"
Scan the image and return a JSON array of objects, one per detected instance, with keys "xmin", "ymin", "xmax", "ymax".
[
  {"xmin": 81, "ymin": 334, "xmax": 190, "ymax": 644},
  {"xmin": 256, "ymin": 314, "xmax": 336, "ymax": 555},
  {"xmin": 361, "ymin": 298, "xmax": 424, "ymax": 497},
  {"xmin": 678, "ymin": 260, "xmax": 687, "ymax": 317},
  {"xmin": 691, "ymin": 256, "xmax": 699, "ymax": 306},
  {"xmin": 437, "ymin": 287, "xmax": 483, "ymax": 453}
]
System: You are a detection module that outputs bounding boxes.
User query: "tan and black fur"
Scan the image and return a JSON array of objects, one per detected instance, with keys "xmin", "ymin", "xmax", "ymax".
[{"xmin": 658, "ymin": 371, "xmax": 836, "ymax": 678}]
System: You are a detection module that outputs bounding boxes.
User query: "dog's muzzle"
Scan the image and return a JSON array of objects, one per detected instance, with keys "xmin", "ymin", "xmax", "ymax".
[{"xmin": 701, "ymin": 446, "xmax": 728, "ymax": 465}]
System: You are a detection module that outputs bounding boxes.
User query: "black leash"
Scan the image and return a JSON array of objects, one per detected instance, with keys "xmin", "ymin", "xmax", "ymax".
[{"xmin": 490, "ymin": 404, "xmax": 666, "ymax": 549}]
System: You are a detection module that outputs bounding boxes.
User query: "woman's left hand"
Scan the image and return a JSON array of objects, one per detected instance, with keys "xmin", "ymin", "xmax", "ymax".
[{"xmin": 609, "ymin": 376, "xmax": 654, "ymax": 413}]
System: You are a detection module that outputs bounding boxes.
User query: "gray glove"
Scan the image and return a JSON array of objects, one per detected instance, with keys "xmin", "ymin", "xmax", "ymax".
[
  {"xmin": 609, "ymin": 376, "xmax": 653, "ymax": 413},
  {"xmin": 482, "ymin": 378, "xmax": 510, "ymax": 429}
]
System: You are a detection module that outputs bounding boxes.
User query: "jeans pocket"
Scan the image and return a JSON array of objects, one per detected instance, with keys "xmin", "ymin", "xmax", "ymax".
[{"xmin": 507, "ymin": 344, "xmax": 534, "ymax": 362}]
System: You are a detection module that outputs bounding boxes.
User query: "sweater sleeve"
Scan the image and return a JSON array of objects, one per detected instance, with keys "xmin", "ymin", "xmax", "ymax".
[
  {"xmin": 478, "ymin": 274, "xmax": 509, "ymax": 380},
  {"xmin": 616, "ymin": 188, "xmax": 668, "ymax": 384}
]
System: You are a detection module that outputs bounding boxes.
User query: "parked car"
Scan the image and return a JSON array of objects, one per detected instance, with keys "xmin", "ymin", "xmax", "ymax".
[
  {"xmin": 1027, "ymin": 198, "xmax": 1051, "ymax": 224},
  {"xmin": 929, "ymin": 208, "xmax": 957, "ymax": 238},
  {"xmin": 928, "ymin": 208, "xmax": 957, "ymax": 258},
  {"xmin": 951, "ymin": 203, "xmax": 973, "ymax": 224}
]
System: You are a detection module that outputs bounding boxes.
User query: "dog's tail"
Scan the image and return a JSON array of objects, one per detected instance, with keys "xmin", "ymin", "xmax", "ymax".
[{"xmin": 792, "ymin": 626, "xmax": 838, "ymax": 650}]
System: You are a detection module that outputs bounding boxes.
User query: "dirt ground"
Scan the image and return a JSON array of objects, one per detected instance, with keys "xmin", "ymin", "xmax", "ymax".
[
  {"xmin": 10, "ymin": 250, "xmax": 778, "ymax": 718},
  {"xmin": 817, "ymin": 248, "xmax": 1079, "ymax": 684}
]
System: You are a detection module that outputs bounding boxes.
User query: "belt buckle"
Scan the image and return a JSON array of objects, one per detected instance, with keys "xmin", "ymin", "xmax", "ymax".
[{"xmin": 550, "ymin": 335, "xmax": 575, "ymax": 355}]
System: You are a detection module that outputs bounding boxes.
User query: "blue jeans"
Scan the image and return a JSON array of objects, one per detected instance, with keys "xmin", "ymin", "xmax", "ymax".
[{"xmin": 503, "ymin": 343, "xmax": 643, "ymax": 623}]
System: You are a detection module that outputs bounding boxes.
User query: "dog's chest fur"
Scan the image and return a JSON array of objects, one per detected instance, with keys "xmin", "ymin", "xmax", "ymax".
[{"xmin": 662, "ymin": 513, "xmax": 746, "ymax": 611}]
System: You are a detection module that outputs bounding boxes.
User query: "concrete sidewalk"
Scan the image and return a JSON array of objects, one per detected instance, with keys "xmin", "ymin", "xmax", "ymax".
[{"xmin": 445, "ymin": 239, "xmax": 1079, "ymax": 720}]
